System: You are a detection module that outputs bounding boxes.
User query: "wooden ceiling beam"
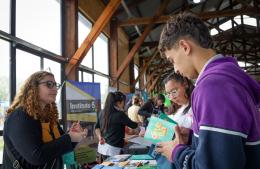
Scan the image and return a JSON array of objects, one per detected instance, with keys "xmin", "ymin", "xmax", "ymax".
[
  {"xmin": 65, "ymin": 0, "xmax": 122, "ymax": 77},
  {"xmin": 132, "ymin": 50, "xmax": 158, "ymax": 87},
  {"xmin": 213, "ymin": 32, "xmax": 260, "ymax": 41},
  {"xmin": 114, "ymin": 0, "xmax": 147, "ymax": 16},
  {"xmin": 148, "ymin": 70, "xmax": 164, "ymax": 93},
  {"xmin": 113, "ymin": 0, "xmax": 170, "ymax": 83},
  {"xmin": 118, "ymin": 6, "xmax": 259, "ymax": 26}
]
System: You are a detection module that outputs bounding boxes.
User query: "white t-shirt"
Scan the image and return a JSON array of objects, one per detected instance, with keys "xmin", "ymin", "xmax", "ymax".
[
  {"xmin": 128, "ymin": 105, "xmax": 143, "ymax": 123},
  {"xmin": 169, "ymin": 104, "xmax": 193, "ymax": 128}
]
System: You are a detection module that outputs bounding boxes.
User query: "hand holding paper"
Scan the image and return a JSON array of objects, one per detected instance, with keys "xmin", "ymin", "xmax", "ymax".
[{"xmin": 155, "ymin": 125, "xmax": 189, "ymax": 161}]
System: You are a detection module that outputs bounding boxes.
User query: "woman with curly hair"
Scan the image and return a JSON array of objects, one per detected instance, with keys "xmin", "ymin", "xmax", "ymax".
[{"xmin": 3, "ymin": 71, "xmax": 86, "ymax": 169}]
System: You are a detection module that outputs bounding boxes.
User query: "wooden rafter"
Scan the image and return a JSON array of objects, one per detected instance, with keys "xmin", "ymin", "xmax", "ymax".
[
  {"xmin": 65, "ymin": 0, "xmax": 122, "ymax": 77},
  {"xmin": 114, "ymin": 0, "xmax": 146, "ymax": 16},
  {"xmin": 118, "ymin": 6, "xmax": 259, "ymax": 26},
  {"xmin": 148, "ymin": 70, "xmax": 164, "ymax": 93},
  {"xmin": 142, "ymin": 63, "xmax": 168, "ymax": 90},
  {"xmin": 132, "ymin": 50, "xmax": 158, "ymax": 87},
  {"xmin": 113, "ymin": 0, "xmax": 170, "ymax": 83}
]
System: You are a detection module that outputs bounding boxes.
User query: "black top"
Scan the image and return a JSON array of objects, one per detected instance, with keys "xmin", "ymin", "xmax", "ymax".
[
  {"xmin": 138, "ymin": 99, "xmax": 164, "ymax": 127},
  {"xmin": 95, "ymin": 108, "xmax": 137, "ymax": 148},
  {"xmin": 3, "ymin": 107, "xmax": 74, "ymax": 169}
]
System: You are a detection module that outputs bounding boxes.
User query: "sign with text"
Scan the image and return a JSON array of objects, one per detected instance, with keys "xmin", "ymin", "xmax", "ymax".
[{"xmin": 66, "ymin": 80, "xmax": 101, "ymax": 122}]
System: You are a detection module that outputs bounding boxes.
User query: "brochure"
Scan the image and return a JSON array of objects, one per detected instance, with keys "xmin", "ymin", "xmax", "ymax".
[{"xmin": 144, "ymin": 116, "xmax": 176, "ymax": 144}]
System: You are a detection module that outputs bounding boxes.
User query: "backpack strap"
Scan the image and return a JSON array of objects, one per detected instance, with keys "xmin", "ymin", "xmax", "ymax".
[{"xmin": 4, "ymin": 144, "xmax": 23, "ymax": 169}]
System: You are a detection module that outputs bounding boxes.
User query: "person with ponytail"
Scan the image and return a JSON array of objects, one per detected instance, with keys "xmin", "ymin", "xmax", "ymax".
[
  {"xmin": 163, "ymin": 72, "xmax": 194, "ymax": 128},
  {"xmin": 95, "ymin": 91, "xmax": 138, "ymax": 161},
  {"xmin": 3, "ymin": 71, "xmax": 86, "ymax": 169}
]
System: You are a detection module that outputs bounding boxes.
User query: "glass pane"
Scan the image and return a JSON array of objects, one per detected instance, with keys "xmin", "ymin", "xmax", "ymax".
[
  {"xmin": 44, "ymin": 58, "xmax": 61, "ymax": 84},
  {"xmin": 78, "ymin": 71, "xmax": 82, "ymax": 82},
  {"xmin": 16, "ymin": 0, "xmax": 61, "ymax": 54},
  {"xmin": 94, "ymin": 75, "xmax": 109, "ymax": 109},
  {"xmin": 44, "ymin": 58, "xmax": 62, "ymax": 118},
  {"xmin": 94, "ymin": 34, "xmax": 108, "ymax": 74},
  {"xmin": 243, "ymin": 15, "xmax": 257, "ymax": 27},
  {"xmin": 0, "ymin": 136, "xmax": 3, "ymax": 163},
  {"xmin": 0, "ymin": 40, "xmax": 10, "ymax": 131},
  {"xmin": 16, "ymin": 49, "xmax": 41, "ymax": 91},
  {"xmin": 134, "ymin": 64, "xmax": 139, "ymax": 88},
  {"xmin": 78, "ymin": 13, "xmax": 93, "ymax": 68},
  {"xmin": 83, "ymin": 72, "xmax": 93, "ymax": 82},
  {"xmin": 0, "ymin": 0, "xmax": 10, "ymax": 33}
]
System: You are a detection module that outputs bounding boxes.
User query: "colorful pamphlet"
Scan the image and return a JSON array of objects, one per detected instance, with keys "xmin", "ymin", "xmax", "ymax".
[{"xmin": 144, "ymin": 116, "xmax": 176, "ymax": 144}]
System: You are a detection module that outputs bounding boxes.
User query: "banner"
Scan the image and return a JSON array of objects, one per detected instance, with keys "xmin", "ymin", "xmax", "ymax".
[{"xmin": 66, "ymin": 80, "xmax": 101, "ymax": 122}]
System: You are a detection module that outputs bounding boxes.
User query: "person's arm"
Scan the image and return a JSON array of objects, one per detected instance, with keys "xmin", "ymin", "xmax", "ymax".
[
  {"xmin": 170, "ymin": 79, "xmax": 252, "ymax": 169},
  {"xmin": 6, "ymin": 112, "xmax": 73, "ymax": 166},
  {"xmin": 94, "ymin": 115, "xmax": 105, "ymax": 144},
  {"xmin": 121, "ymin": 112, "xmax": 138, "ymax": 129},
  {"xmin": 95, "ymin": 128, "xmax": 105, "ymax": 144}
]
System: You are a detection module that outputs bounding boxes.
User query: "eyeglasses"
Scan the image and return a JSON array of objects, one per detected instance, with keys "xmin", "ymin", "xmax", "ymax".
[
  {"xmin": 166, "ymin": 89, "xmax": 179, "ymax": 98},
  {"xmin": 38, "ymin": 81, "xmax": 61, "ymax": 89}
]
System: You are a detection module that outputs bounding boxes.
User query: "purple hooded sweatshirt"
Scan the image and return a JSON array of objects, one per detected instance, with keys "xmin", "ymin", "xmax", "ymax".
[{"xmin": 172, "ymin": 56, "xmax": 260, "ymax": 169}]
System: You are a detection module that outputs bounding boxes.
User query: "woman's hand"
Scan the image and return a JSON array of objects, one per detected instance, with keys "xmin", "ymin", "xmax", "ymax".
[
  {"xmin": 70, "ymin": 121, "xmax": 84, "ymax": 132},
  {"xmin": 98, "ymin": 136, "xmax": 105, "ymax": 144},
  {"xmin": 68, "ymin": 128, "xmax": 88, "ymax": 142}
]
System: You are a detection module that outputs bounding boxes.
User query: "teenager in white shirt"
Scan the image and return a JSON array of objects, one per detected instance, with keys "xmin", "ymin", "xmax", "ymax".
[{"xmin": 164, "ymin": 72, "xmax": 194, "ymax": 128}]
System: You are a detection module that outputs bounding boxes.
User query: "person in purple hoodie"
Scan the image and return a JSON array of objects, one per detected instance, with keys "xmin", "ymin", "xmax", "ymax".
[{"xmin": 156, "ymin": 12, "xmax": 260, "ymax": 169}]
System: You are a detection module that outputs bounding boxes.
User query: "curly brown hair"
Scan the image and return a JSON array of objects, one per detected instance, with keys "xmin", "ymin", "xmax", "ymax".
[
  {"xmin": 6, "ymin": 71, "xmax": 59, "ymax": 126},
  {"xmin": 158, "ymin": 12, "xmax": 213, "ymax": 58}
]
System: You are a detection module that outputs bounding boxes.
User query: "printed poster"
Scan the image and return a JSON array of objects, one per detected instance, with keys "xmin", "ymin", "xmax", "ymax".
[{"xmin": 66, "ymin": 80, "xmax": 101, "ymax": 122}]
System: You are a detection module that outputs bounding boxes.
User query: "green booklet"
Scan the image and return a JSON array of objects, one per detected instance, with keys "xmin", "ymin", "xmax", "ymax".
[
  {"xmin": 129, "ymin": 154, "xmax": 154, "ymax": 160},
  {"xmin": 144, "ymin": 116, "xmax": 177, "ymax": 144},
  {"xmin": 158, "ymin": 113, "xmax": 178, "ymax": 125}
]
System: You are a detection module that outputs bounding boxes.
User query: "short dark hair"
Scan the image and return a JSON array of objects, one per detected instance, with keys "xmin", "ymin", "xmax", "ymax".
[
  {"xmin": 156, "ymin": 93, "xmax": 165, "ymax": 103},
  {"xmin": 158, "ymin": 12, "xmax": 213, "ymax": 58}
]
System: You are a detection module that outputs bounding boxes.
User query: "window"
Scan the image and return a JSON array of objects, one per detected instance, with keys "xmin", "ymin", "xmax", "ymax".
[
  {"xmin": 243, "ymin": 15, "xmax": 257, "ymax": 27},
  {"xmin": 134, "ymin": 64, "xmax": 139, "ymax": 89},
  {"xmin": 94, "ymin": 33, "xmax": 109, "ymax": 74},
  {"xmin": 78, "ymin": 13, "xmax": 93, "ymax": 68},
  {"xmin": 94, "ymin": 75, "xmax": 109, "ymax": 109},
  {"xmin": 16, "ymin": 50, "xmax": 41, "ymax": 90},
  {"xmin": 78, "ymin": 14, "xmax": 110, "ymax": 109},
  {"xmin": 0, "ymin": 0, "xmax": 10, "ymax": 33},
  {"xmin": 0, "ymin": 136, "xmax": 3, "ymax": 163},
  {"xmin": 83, "ymin": 72, "xmax": 93, "ymax": 82},
  {"xmin": 0, "ymin": 40, "xmax": 10, "ymax": 163},
  {"xmin": 219, "ymin": 20, "xmax": 232, "ymax": 31},
  {"xmin": 210, "ymin": 28, "xmax": 218, "ymax": 36},
  {"xmin": 0, "ymin": 40, "xmax": 10, "ymax": 130},
  {"xmin": 44, "ymin": 58, "xmax": 62, "ymax": 118},
  {"xmin": 44, "ymin": 58, "xmax": 61, "ymax": 85},
  {"xmin": 16, "ymin": 0, "xmax": 61, "ymax": 54}
]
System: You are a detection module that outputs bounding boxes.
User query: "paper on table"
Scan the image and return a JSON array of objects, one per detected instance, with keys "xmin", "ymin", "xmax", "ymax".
[{"xmin": 126, "ymin": 135, "xmax": 152, "ymax": 147}]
